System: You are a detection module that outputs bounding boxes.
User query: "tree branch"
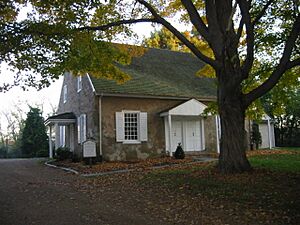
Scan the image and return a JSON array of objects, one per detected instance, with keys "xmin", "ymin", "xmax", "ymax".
[
  {"xmin": 286, "ymin": 58, "xmax": 300, "ymax": 69},
  {"xmin": 252, "ymin": 0, "xmax": 275, "ymax": 25},
  {"xmin": 237, "ymin": 0, "xmax": 254, "ymax": 78},
  {"xmin": 136, "ymin": 0, "xmax": 219, "ymax": 68},
  {"xmin": 180, "ymin": 0, "xmax": 210, "ymax": 41},
  {"xmin": 236, "ymin": 18, "xmax": 244, "ymax": 44},
  {"xmin": 244, "ymin": 14, "xmax": 300, "ymax": 106},
  {"xmin": 77, "ymin": 18, "xmax": 157, "ymax": 31}
]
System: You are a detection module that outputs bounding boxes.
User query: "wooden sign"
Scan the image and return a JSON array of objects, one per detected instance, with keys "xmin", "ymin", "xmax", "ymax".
[{"xmin": 83, "ymin": 140, "xmax": 96, "ymax": 158}]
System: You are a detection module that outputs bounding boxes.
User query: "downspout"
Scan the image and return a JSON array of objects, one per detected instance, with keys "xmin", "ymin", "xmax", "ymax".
[
  {"xmin": 215, "ymin": 115, "xmax": 220, "ymax": 153},
  {"xmin": 168, "ymin": 114, "xmax": 172, "ymax": 156},
  {"xmin": 99, "ymin": 95, "xmax": 103, "ymax": 157},
  {"xmin": 267, "ymin": 118, "xmax": 272, "ymax": 149}
]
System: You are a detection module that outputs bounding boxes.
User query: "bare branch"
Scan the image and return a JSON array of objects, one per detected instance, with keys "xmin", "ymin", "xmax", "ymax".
[
  {"xmin": 244, "ymin": 14, "xmax": 300, "ymax": 106},
  {"xmin": 77, "ymin": 18, "xmax": 157, "ymax": 31},
  {"xmin": 236, "ymin": 18, "xmax": 244, "ymax": 43},
  {"xmin": 180, "ymin": 0, "xmax": 210, "ymax": 41},
  {"xmin": 253, "ymin": 0, "xmax": 275, "ymax": 25},
  {"xmin": 137, "ymin": 0, "xmax": 219, "ymax": 68}
]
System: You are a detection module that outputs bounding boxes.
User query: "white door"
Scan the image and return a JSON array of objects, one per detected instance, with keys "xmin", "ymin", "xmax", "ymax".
[
  {"xmin": 185, "ymin": 120, "xmax": 201, "ymax": 151},
  {"xmin": 172, "ymin": 121, "xmax": 182, "ymax": 150}
]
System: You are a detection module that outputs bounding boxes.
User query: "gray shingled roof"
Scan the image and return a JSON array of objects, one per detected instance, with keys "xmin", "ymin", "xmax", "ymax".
[{"xmin": 90, "ymin": 48, "xmax": 217, "ymax": 99}]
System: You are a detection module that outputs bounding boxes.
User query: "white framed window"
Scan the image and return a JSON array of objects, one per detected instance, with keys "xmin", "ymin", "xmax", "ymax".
[
  {"xmin": 116, "ymin": 111, "xmax": 147, "ymax": 144},
  {"xmin": 77, "ymin": 114, "xmax": 86, "ymax": 144},
  {"xmin": 59, "ymin": 126, "xmax": 66, "ymax": 147},
  {"xmin": 63, "ymin": 85, "xmax": 67, "ymax": 103},
  {"xmin": 77, "ymin": 76, "xmax": 82, "ymax": 92},
  {"xmin": 124, "ymin": 112, "xmax": 138, "ymax": 141}
]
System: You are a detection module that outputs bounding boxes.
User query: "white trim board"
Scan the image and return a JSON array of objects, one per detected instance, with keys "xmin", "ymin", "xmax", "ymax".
[{"xmin": 160, "ymin": 98, "xmax": 208, "ymax": 117}]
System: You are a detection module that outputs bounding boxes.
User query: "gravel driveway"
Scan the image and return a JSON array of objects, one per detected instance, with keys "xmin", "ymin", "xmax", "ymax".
[{"xmin": 0, "ymin": 158, "xmax": 166, "ymax": 225}]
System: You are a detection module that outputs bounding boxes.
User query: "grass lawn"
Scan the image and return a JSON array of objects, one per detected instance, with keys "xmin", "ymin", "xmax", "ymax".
[
  {"xmin": 139, "ymin": 149, "xmax": 300, "ymax": 224},
  {"xmin": 249, "ymin": 151, "xmax": 300, "ymax": 172}
]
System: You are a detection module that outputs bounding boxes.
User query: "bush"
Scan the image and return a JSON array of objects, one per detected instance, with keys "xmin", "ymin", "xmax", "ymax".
[
  {"xmin": 251, "ymin": 123, "xmax": 262, "ymax": 149},
  {"xmin": 174, "ymin": 143, "xmax": 185, "ymax": 159},
  {"xmin": 55, "ymin": 147, "xmax": 72, "ymax": 161},
  {"xmin": 36, "ymin": 149, "xmax": 48, "ymax": 157}
]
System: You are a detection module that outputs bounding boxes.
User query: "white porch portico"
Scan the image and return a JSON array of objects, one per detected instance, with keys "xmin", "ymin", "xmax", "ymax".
[
  {"xmin": 44, "ymin": 112, "xmax": 76, "ymax": 158},
  {"xmin": 160, "ymin": 99, "xmax": 207, "ymax": 155}
]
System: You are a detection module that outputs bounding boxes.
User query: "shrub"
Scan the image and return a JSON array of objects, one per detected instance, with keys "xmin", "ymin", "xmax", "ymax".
[
  {"xmin": 36, "ymin": 149, "xmax": 48, "ymax": 157},
  {"xmin": 251, "ymin": 123, "xmax": 262, "ymax": 149},
  {"xmin": 174, "ymin": 143, "xmax": 185, "ymax": 159},
  {"xmin": 55, "ymin": 147, "xmax": 72, "ymax": 161}
]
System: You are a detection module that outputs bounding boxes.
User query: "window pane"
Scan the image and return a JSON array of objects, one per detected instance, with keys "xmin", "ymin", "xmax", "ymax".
[{"xmin": 124, "ymin": 113, "xmax": 138, "ymax": 141}]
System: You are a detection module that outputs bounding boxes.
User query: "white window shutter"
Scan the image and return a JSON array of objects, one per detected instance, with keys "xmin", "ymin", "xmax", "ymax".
[
  {"xmin": 140, "ymin": 112, "xmax": 148, "ymax": 142},
  {"xmin": 77, "ymin": 76, "xmax": 82, "ymax": 92},
  {"xmin": 115, "ymin": 112, "xmax": 124, "ymax": 142},
  {"xmin": 77, "ymin": 117, "xmax": 81, "ymax": 143},
  {"xmin": 82, "ymin": 114, "xmax": 87, "ymax": 142},
  {"xmin": 63, "ymin": 85, "xmax": 67, "ymax": 103}
]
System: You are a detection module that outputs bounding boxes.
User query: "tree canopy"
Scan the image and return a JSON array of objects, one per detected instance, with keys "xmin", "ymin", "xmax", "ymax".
[{"xmin": 1, "ymin": 0, "xmax": 299, "ymax": 172}]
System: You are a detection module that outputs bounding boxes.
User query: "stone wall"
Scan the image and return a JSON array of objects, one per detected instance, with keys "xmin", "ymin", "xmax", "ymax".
[
  {"xmin": 57, "ymin": 72, "xmax": 99, "ymax": 156},
  {"xmin": 101, "ymin": 97, "xmax": 183, "ymax": 161}
]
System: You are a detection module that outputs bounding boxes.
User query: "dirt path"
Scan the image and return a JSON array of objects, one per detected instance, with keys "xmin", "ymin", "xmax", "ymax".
[{"xmin": 0, "ymin": 158, "xmax": 168, "ymax": 225}]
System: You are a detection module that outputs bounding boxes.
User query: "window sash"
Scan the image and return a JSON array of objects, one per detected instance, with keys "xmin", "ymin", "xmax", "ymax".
[{"xmin": 124, "ymin": 113, "xmax": 138, "ymax": 141}]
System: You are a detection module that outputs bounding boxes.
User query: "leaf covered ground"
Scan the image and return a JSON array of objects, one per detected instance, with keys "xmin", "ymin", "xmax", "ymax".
[
  {"xmin": 52, "ymin": 154, "xmax": 218, "ymax": 174},
  {"xmin": 64, "ymin": 149, "xmax": 300, "ymax": 225}
]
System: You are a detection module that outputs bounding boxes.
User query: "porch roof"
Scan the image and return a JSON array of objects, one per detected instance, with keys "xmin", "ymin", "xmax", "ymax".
[
  {"xmin": 45, "ymin": 112, "xmax": 76, "ymax": 126},
  {"xmin": 160, "ymin": 99, "xmax": 207, "ymax": 117}
]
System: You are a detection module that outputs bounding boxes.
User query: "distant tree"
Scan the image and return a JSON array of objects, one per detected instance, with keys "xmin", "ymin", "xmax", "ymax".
[
  {"xmin": 0, "ymin": 103, "xmax": 25, "ymax": 158},
  {"xmin": 21, "ymin": 107, "xmax": 48, "ymax": 157},
  {"xmin": 263, "ymin": 90, "xmax": 300, "ymax": 147}
]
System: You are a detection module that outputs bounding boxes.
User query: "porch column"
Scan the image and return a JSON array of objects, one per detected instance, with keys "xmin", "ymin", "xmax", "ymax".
[
  {"xmin": 55, "ymin": 123, "xmax": 60, "ymax": 150},
  {"xmin": 48, "ymin": 125, "xmax": 53, "ymax": 158},
  {"xmin": 201, "ymin": 118, "xmax": 205, "ymax": 150},
  {"xmin": 70, "ymin": 124, "xmax": 74, "ymax": 152},
  {"xmin": 168, "ymin": 114, "xmax": 172, "ymax": 156}
]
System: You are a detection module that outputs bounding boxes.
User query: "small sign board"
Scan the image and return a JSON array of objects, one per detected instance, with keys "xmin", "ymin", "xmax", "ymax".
[{"xmin": 83, "ymin": 140, "xmax": 96, "ymax": 158}]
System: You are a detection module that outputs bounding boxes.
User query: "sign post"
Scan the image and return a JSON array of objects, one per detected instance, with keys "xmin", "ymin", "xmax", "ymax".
[{"xmin": 83, "ymin": 140, "xmax": 96, "ymax": 167}]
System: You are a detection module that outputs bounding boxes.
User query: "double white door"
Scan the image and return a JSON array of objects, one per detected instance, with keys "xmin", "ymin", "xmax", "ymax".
[{"xmin": 172, "ymin": 120, "xmax": 202, "ymax": 151}]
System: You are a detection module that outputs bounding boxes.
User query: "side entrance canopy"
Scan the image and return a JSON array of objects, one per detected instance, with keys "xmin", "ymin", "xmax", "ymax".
[
  {"xmin": 160, "ymin": 99, "xmax": 209, "ymax": 155},
  {"xmin": 45, "ymin": 112, "xmax": 76, "ymax": 158}
]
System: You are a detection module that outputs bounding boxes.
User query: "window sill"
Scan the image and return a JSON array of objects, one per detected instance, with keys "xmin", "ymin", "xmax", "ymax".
[{"xmin": 122, "ymin": 140, "xmax": 141, "ymax": 144}]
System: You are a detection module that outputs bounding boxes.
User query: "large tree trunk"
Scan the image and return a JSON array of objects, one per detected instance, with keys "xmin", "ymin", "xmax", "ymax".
[{"xmin": 217, "ymin": 71, "xmax": 252, "ymax": 173}]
